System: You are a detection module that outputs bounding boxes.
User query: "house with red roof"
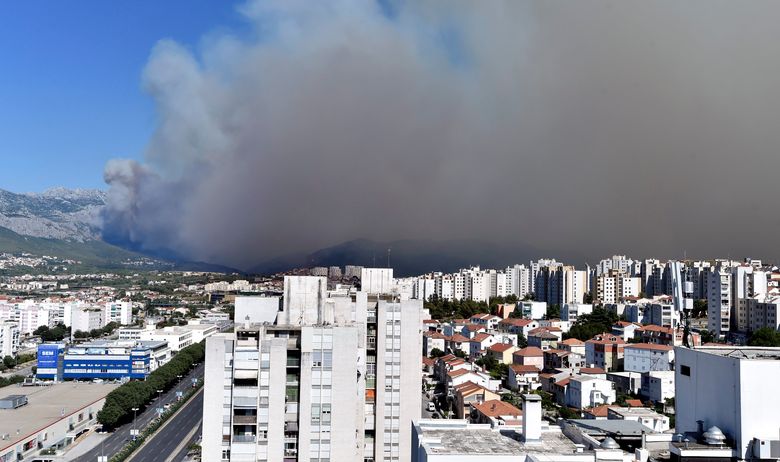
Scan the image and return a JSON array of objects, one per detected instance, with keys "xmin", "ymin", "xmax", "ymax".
[
  {"xmin": 585, "ymin": 333, "xmax": 625, "ymax": 372},
  {"xmin": 527, "ymin": 327, "xmax": 562, "ymax": 350},
  {"xmin": 611, "ymin": 321, "xmax": 642, "ymax": 341},
  {"xmin": 423, "ymin": 331, "xmax": 447, "ymax": 357},
  {"xmin": 453, "ymin": 381, "xmax": 500, "ymax": 419},
  {"xmin": 468, "ymin": 332, "xmax": 495, "ymax": 358},
  {"xmin": 487, "ymin": 342, "xmax": 518, "ymax": 364},
  {"xmin": 508, "ymin": 364, "xmax": 541, "ymax": 391},
  {"xmin": 512, "ymin": 346, "xmax": 545, "ymax": 369},
  {"xmin": 498, "ymin": 318, "xmax": 539, "ymax": 337},
  {"xmin": 544, "ymin": 348, "xmax": 586, "ymax": 370},
  {"xmin": 471, "ymin": 399, "xmax": 523, "ymax": 427}
]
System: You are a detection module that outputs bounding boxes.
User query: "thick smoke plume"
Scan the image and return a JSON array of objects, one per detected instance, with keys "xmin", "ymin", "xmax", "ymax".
[{"xmin": 103, "ymin": 0, "xmax": 780, "ymax": 269}]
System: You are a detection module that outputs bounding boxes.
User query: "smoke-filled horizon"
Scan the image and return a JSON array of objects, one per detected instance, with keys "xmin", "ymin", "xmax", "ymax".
[{"xmin": 102, "ymin": 0, "xmax": 780, "ymax": 270}]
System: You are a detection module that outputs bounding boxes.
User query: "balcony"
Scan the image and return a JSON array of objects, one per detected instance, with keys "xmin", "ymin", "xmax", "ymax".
[
  {"xmin": 232, "ymin": 434, "xmax": 256, "ymax": 443},
  {"xmin": 232, "ymin": 415, "xmax": 257, "ymax": 424}
]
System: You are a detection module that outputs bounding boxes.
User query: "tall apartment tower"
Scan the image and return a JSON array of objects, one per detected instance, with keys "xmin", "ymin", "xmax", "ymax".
[{"xmin": 202, "ymin": 272, "xmax": 426, "ymax": 462}]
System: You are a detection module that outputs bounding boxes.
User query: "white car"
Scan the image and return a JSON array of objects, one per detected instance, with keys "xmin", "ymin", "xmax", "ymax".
[{"xmin": 427, "ymin": 402, "xmax": 436, "ymax": 412}]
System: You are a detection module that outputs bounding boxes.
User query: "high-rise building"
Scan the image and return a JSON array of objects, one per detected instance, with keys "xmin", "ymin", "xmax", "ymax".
[{"xmin": 202, "ymin": 273, "xmax": 426, "ymax": 462}]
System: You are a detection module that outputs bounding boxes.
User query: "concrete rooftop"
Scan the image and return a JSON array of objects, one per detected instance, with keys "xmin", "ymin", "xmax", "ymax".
[{"xmin": 0, "ymin": 382, "xmax": 118, "ymax": 452}]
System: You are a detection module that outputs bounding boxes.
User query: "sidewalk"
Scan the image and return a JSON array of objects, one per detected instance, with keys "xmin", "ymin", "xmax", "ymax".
[{"xmin": 62, "ymin": 432, "xmax": 110, "ymax": 461}]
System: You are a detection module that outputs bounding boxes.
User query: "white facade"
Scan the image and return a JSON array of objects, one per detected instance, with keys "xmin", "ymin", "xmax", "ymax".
[
  {"xmin": 103, "ymin": 301, "xmax": 132, "ymax": 326},
  {"xmin": 623, "ymin": 344, "xmax": 674, "ymax": 373},
  {"xmin": 561, "ymin": 304, "xmax": 593, "ymax": 323},
  {"xmin": 0, "ymin": 322, "xmax": 20, "ymax": 357},
  {"xmin": 707, "ymin": 266, "xmax": 733, "ymax": 337},
  {"xmin": 140, "ymin": 327, "xmax": 194, "ymax": 352},
  {"xmin": 203, "ymin": 274, "xmax": 425, "ymax": 462},
  {"xmin": 675, "ymin": 346, "xmax": 780, "ymax": 460},
  {"xmin": 565, "ymin": 375, "xmax": 616, "ymax": 409},
  {"xmin": 70, "ymin": 306, "xmax": 103, "ymax": 334},
  {"xmin": 640, "ymin": 370, "xmax": 674, "ymax": 403}
]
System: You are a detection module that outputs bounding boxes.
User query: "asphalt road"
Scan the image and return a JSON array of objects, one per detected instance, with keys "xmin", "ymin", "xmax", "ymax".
[
  {"xmin": 130, "ymin": 389, "xmax": 203, "ymax": 462},
  {"xmin": 72, "ymin": 363, "xmax": 204, "ymax": 462}
]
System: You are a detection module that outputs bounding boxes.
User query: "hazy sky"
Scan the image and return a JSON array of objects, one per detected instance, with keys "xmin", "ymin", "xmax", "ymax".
[{"xmin": 8, "ymin": 1, "xmax": 780, "ymax": 268}]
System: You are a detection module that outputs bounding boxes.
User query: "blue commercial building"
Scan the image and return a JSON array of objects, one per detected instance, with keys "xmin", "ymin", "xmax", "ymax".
[
  {"xmin": 36, "ymin": 343, "xmax": 66, "ymax": 380},
  {"xmin": 36, "ymin": 340, "xmax": 170, "ymax": 381}
]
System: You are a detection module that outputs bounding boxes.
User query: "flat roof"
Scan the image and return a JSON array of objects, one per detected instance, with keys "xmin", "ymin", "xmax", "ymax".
[
  {"xmin": 415, "ymin": 420, "xmax": 580, "ymax": 456},
  {"xmin": 685, "ymin": 346, "xmax": 780, "ymax": 360},
  {"xmin": 0, "ymin": 382, "xmax": 118, "ymax": 452}
]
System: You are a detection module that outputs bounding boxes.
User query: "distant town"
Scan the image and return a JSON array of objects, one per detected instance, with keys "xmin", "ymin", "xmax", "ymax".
[{"xmin": 0, "ymin": 255, "xmax": 776, "ymax": 461}]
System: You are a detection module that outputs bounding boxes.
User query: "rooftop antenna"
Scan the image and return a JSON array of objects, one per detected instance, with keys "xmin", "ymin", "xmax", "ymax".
[{"xmin": 387, "ymin": 248, "xmax": 391, "ymax": 269}]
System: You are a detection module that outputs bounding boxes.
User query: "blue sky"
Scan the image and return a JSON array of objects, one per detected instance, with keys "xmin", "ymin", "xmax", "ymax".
[{"xmin": 0, "ymin": 0, "xmax": 247, "ymax": 193}]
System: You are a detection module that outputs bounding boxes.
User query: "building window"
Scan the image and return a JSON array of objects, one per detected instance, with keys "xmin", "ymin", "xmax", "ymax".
[{"xmin": 680, "ymin": 365, "xmax": 691, "ymax": 376}]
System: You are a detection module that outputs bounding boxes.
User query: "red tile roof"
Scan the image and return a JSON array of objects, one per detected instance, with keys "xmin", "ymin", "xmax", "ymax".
[
  {"xmin": 561, "ymin": 338, "xmax": 585, "ymax": 346},
  {"xmin": 513, "ymin": 346, "xmax": 545, "ymax": 357},
  {"xmin": 449, "ymin": 334, "xmax": 470, "ymax": 343},
  {"xmin": 471, "ymin": 333, "xmax": 493, "ymax": 343},
  {"xmin": 625, "ymin": 399, "xmax": 645, "ymax": 407},
  {"xmin": 489, "ymin": 343, "xmax": 516, "ymax": 353},
  {"xmin": 500, "ymin": 318, "xmax": 535, "ymax": 327},
  {"xmin": 472, "ymin": 399, "xmax": 522, "ymax": 418},
  {"xmin": 510, "ymin": 364, "xmax": 541, "ymax": 374},
  {"xmin": 585, "ymin": 405, "xmax": 612, "ymax": 417}
]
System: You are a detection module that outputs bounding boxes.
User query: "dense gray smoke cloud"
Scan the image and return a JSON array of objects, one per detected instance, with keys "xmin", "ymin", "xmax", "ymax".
[{"xmin": 103, "ymin": 0, "xmax": 780, "ymax": 269}]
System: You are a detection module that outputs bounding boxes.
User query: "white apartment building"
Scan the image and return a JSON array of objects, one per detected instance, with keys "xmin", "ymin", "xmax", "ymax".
[
  {"xmin": 675, "ymin": 346, "xmax": 780, "ymax": 460},
  {"xmin": 0, "ymin": 322, "xmax": 20, "ymax": 357},
  {"xmin": 595, "ymin": 272, "xmax": 641, "ymax": 304},
  {"xmin": 140, "ymin": 326, "xmax": 194, "ymax": 352},
  {"xmin": 707, "ymin": 266, "xmax": 733, "ymax": 337},
  {"xmin": 103, "ymin": 301, "xmax": 132, "ymax": 326},
  {"xmin": 640, "ymin": 370, "xmax": 674, "ymax": 403},
  {"xmin": 623, "ymin": 344, "xmax": 674, "ymax": 373},
  {"xmin": 70, "ymin": 306, "xmax": 104, "ymax": 334},
  {"xmin": 565, "ymin": 375, "xmax": 616, "ymax": 409},
  {"xmin": 561, "ymin": 304, "xmax": 593, "ymax": 323},
  {"xmin": 648, "ymin": 303, "xmax": 678, "ymax": 328},
  {"xmin": 202, "ymin": 272, "xmax": 426, "ymax": 462}
]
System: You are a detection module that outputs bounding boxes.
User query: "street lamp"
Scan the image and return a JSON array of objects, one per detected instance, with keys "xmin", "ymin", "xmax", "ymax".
[{"xmin": 131, "ymin": 407, "xmax": 139, "ymax": 440}]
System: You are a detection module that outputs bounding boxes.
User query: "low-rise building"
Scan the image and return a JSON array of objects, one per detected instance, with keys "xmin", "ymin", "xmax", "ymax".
[
  {"xmin": 487, "ymin": 343, "xmax": 518, "ymax": 364},
  {"xmin": 0, "ymin": 383, "xmax": 119, "ymax": 461},
  {"xmin": 140, "ymin": 326, "xmax": 193, "ymax": 352},
  {"xmin": 508, "ymin": 364, "xmax": 541, "ymax": 391},
  {"xmin": 640, "ymin": 370, "xmax": 674, "ymax": 403},
  {"xmin": 611, "ymin": 321, "xmax": 641, "ymax": 341},
  {"xmin": 607, "ymin": 406, "xmax": 670, "ymax": 432},
  {"xmin": 39, "ymin": 340, "xmax": 171, "ymax": 381},
  {"xmin": 623, "ymin": 343, "xmax": 674, "ymax": 372},
  {"xmin": 565, "ymin": 375, "xmax": 616, "ymax": 409},
  {"xmin": 471, "ymin": 399, "xmax": 523, "ymax": 427},
  {"xmin": 528, "ymin": 327, "xmax": 562, "ymax": 350},
  {"xmin": 512, "ymin": 346, "xmax": 545, "ymax": 369},
  {"xmin": 424, "ymin": 331, "xmax": 447, "ymax": 356},
  {"xmin": 453, "ymin": 381, "xmax": 500, "ymax": 419},
  {"xmin": 585, "ymin": 333, "xmax": 625, "ymax": 372}
]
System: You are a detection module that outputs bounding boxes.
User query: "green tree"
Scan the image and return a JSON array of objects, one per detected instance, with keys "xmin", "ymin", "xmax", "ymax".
[
  {"xmin": 545, "ymin": 304, "xmax": 560, "ymax": 320},
  {"xmin": 3, "ymin": 356, "xmax": 16, "ymax": 369},
  {"xmin": 699, "ymin": 329, "xmax": 716, "ymax": 344},
  {"xmin": 429, "ymin": 348, "xmax": 445, "ymax": 358},
  {"xmin": 517, "ymin": 333, "xmax": 528, "ymax": 348},
  {"xmin": 748, "ymin": 327, "xmax": 780, "ymax": 347},
  {"xmin": 693, "ymin": 299, "xmax": 708, "ymax": 318}
]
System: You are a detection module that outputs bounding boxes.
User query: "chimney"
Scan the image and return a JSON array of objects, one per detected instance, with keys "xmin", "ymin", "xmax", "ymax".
[{"xmin": 522, "ymin": 394, "xmax": 542, "ymax": 443}]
